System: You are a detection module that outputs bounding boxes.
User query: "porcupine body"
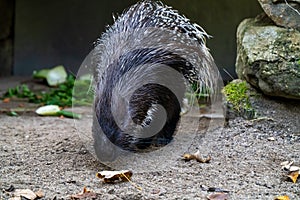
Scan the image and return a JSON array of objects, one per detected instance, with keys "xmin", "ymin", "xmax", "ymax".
[{"xmin": 92, "ymin": 0, "xmax": 219, "ymax": 161}]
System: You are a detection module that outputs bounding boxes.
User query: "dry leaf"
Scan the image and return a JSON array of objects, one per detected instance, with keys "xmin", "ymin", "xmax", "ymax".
[
  {"xmin": 280, "ymin": 161, "xmax": 290, "ymax": 166},
  {"xmin": 96, "ymin": 170, "xmax": 133, "ymax": 183},
  {"xmin": 274, "ymin": 195, "xmax": 290, "ymax": 200},
  {"xmin": 183, "ymin": 150, "xmax": 211, "ymax": 163},
  {"xmin": 3, "ymin": 98, "xmax": 10, "ymax": 103},
  {"xmin": 18, "ymin": 103, "xmax": 24, "ymax": 107},
  {"xmin": 70, "ymin": 187, "xmax": 97, "ymax": 200},
  {"xmin": 8, "ymin": 197, "xmax": 20, "ymax": 200},
  {"xmin": 11, "ymin": 189, "xmax": 37, "ymax": 200},
  {"xmin": 289, "ymin": 166, "xmax": 300, "ymax": 172},
  {"xmin": 281, "ymin": 161, "xmax": 293, "ymax": 170},
  {"xmin": 287, "ymin": 170, "xmax": 299, "ymax": 183},
  {"xmin": 96, "ymin": 170, "xmax": 142, "ymax": 190},
  {"xmin": 5, "ymin": 187, "xmax": 44, "ymax": 200},
  {"xmin": 207, "ymin": 192, "xmax": 229, "ymax": 200},
  {"xmin": 34, "ymin": 190, "xmax": 44, "ymax": 198}
]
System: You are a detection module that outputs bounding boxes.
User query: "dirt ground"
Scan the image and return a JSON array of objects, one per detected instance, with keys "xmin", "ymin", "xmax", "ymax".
[{"xmin": 0, "ymin": 77, "xmax": 299, "ymax": 200}]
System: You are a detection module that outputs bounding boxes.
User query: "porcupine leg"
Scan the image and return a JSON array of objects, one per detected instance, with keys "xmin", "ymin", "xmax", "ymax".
[{"xmin": 129, "ymin": 83, "xmax": 182, "ymax": 149}]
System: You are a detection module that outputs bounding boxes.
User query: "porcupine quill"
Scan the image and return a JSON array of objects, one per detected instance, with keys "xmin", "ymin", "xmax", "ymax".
[{"xmin": 92, "ymin": 0, "xmax": 221, "ymax": 161}]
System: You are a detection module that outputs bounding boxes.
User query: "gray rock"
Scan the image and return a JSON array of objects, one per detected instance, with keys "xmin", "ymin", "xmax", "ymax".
[
  {"xmin": 258, "ymin": 0, "xmax": 300, "ymax": 31},
  {"xmin": 236, "ymin": 16, "xmax": 300, "ymax": 99}
]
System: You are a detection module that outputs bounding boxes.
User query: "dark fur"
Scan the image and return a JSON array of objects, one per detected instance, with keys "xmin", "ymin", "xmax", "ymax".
[
  {"xmin": 95, "ymin": 48, "xmax": 189, "ymax": 151},
  {"xmin": 92, "ymin": 1, "xmax": 216, "ymax": 159}
]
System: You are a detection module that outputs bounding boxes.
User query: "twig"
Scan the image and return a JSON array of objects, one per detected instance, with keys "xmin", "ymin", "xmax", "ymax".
[{"xmin": 121, "ymin": 173, "xmax": 143, "ymax": 191}]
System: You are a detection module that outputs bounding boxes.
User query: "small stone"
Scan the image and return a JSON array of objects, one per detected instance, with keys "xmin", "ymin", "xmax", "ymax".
[
  {"xmin": 107, "ymin": 189, "xmax": 114, "ymax": 194},
  {"xmin": 151, "ymin": 189, "xmax": 160, "ymax": 194},
  {"xmin": 258, "ymin": 0, "xmax": 300, "ymax": 30},
  {"xmin": 267, "ymin": 137, "xmax": 275, "ymax": 141}
]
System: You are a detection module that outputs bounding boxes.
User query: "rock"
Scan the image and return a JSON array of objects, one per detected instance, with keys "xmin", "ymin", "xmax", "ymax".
[
  {"xmin": 236, "ymin": 15, "xmax": 300, "ymax": 100},
  {"xmin": 258, "ymin": 0, "xmax": 300, "ymax": 31}
]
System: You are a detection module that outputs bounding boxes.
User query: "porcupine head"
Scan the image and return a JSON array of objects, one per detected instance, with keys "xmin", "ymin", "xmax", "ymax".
[{"xmin": 92, "ymin": 0, "xmax": 220, "ymax": 162}]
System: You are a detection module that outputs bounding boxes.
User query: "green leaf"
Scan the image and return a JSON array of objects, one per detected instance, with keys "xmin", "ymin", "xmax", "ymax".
[
  {"xmin": 7, "ymin": 111, "xmax": 19, "ymax": 117},
  {"xmin": 33, "ymin": 65, "xmax": 67, "ymax": 86},
  {"xmin": 57, "ymin": 110, "xmax": 82, "ymax": 119}
]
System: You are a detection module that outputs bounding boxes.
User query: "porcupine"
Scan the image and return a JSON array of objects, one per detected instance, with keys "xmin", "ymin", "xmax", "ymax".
[{"xmin": 92, "ymin": 0, "xmax": 220, "ymax": 161}]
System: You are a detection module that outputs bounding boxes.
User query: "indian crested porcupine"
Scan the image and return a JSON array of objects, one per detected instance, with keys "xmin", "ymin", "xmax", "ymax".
[{"xmin": 92, "ymin": 0, "xmax": 220, "ymax": 161}]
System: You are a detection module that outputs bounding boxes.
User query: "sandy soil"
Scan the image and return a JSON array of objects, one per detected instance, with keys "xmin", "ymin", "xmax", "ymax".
[{"xmin": 0, "ymin": 79, "xmax": 299, "ymax": 199}]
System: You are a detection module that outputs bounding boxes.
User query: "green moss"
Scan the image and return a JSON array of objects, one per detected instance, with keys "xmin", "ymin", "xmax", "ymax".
[{"xmin": 223, "ymin": 80, "xmax": 256, "ymax": 119}]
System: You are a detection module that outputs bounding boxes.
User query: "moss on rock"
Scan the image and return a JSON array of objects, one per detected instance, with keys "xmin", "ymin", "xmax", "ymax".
[{"xmin": 223, "ymin": 79, "xmax": 256, "ymax": 119}]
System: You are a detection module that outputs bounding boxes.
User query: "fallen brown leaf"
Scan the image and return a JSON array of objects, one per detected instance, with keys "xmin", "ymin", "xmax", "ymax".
[
  {"xmin": 287, "ymin": 170, "xmax": 299, "ymax": 183},
  {"xmin": 70, "ymin": 187, "xmax": 97, "ymax": 200},
  {"xmin": 183, "ymin": 150, "xmax": 211, "ymax": 163},
  {"xmin": 18, "ymin": 103, "xmax": 24, "ymax": 107},
  {"xmin": 34, "ymin": 190, "xmax": 44, "ymax": 198},
  {"xmin": 3, "ymin": 98, "xmax": 10, "ymax": 103},
  {"xmin": 280, "ymin": 160, "xmax": 296, "ymax": 171},
  {"xmin": 274, "ymin": 195, "xmax": 290, "ymax": 200},
  {"xmin": 4, "ymin": 186, "xmax": 44, "ymax": 200},
  {"xmin": 207, "ymin": 192, "xmax": 229, "ymax": 200},
  {"xmin": 96, "ymin": 170, "xmax": 142, "ymax": 190},
  {"xmin": 280, "ymin": 161, "xmax": 291, "ymax": 167},
  {"xmin": 10, "ymin": 189, "xmax": 37, "ymax": 200},
  {"xmin": 96, "ymin": 170, "xmax": 133, "ymax": 183},
  {"xmin": 8, "ymin": 197, "xmax": 20, "ymax": 200},
  {"xmin": 289, "ymin": 166, "xmax": 300, "ymax": 172}
]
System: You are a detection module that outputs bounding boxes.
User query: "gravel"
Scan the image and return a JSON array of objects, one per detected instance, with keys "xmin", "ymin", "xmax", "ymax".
[{"xmin": 0, "ymin": 92, "xmax": 299, "ymax": 199}]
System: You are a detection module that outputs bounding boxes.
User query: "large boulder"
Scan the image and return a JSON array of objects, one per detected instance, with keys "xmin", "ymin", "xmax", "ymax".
[
  {"xmin": 258, "ymin": 0, "xmax": 300, "ymax": 31},
  {"xmin": 236, "ymin": 15, "xmax": 300, "ymax": 100}
]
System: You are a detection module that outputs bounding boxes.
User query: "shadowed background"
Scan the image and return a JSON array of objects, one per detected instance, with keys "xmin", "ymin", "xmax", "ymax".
[{"xmin": 0, "ymin": 0, "xmax": 263, "ymax": 81}]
